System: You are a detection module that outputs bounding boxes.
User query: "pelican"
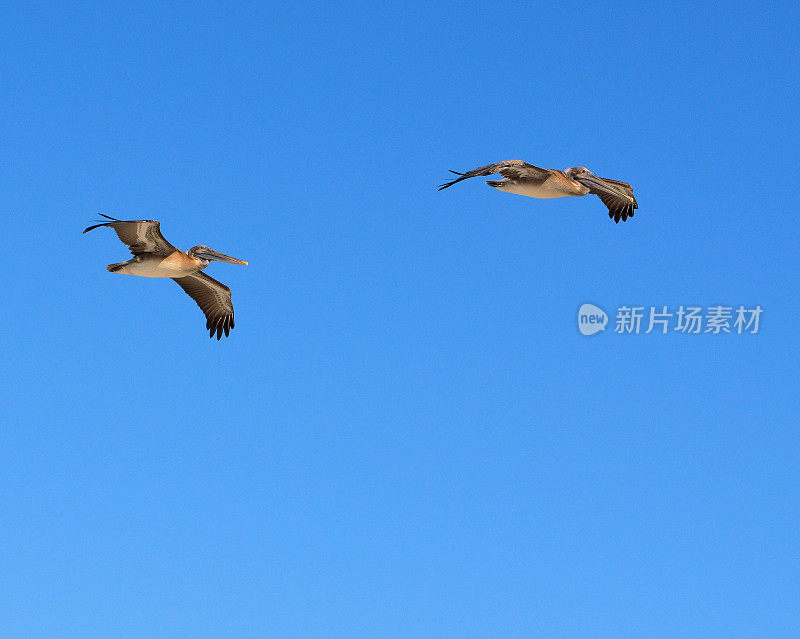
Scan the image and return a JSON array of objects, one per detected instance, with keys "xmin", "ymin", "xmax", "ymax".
[
  {"xmin": 84, "ymin": 214, "xmax": 248, "ymax": 339},
  {"xmin": 438, "ymin": 160, "xmax": 638, "ymax": 223}
]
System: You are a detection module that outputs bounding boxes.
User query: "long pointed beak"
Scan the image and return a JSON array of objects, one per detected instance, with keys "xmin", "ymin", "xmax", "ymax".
[
  {"xmin": 574, "ymin": 171, "xmax": 621, "ymax": 197},
  {"xmin": 204, "ymin": 249, "xmax": 248, "ymax": 265}
]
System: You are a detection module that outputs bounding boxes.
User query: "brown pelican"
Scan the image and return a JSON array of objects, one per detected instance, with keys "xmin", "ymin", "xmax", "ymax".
[
  {"xmin": 84, "ymin": 215, "xmax": 248, "ymax": 339},
  {"xmin": 439, "ymin": 160, "xmax": 638, "ymax": 223}
]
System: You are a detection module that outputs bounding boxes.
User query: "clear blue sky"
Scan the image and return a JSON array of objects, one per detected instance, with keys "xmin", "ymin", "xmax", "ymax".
[{"xmin": 2, "ymin": 1, "xmax": 799, "ymax": 636}]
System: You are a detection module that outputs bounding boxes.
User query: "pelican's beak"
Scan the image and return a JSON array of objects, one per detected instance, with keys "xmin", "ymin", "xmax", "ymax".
[
  {"xmin": 574, "ymin": 171, "xmax": 620, "ymax": 197},
  {"xmin": 203, "ymin": 248, "xmax": 248, "ymax": 265}
]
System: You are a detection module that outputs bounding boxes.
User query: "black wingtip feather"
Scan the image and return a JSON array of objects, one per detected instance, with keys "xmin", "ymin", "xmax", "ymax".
[
  {"xmin": 83, "ymin": 222, "xmax": 111, "ymax": 234},
  {"xmin": 438, "ymin": 179, "xmax": 461, "ymax": 190},
  {"xmin": 83, "ymin": 213, "xmax": 124, "ymax": 234},
  {"xmin": 607, "ymin": 204, "xmax": 640, "ymax": 223},
  {"xmin": 438, "ymin": 170, "xmax": 469, "ymax": 191}
]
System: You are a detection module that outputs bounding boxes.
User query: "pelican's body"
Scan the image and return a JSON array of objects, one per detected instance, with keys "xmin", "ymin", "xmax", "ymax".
[
  {"xmin": 493, "ymin": 172, "xmax": 589, "ymax": 199},
  {"xmin": 108, "ymin": 250, "xmax": 207, "ymax": 278},
  {"xmin": 84, "ymin": 215, "xmax": 248, "ymax": 339},
  {"xmin": 439, "ymin": 160, "xmax": 637, "ymax": 222}
]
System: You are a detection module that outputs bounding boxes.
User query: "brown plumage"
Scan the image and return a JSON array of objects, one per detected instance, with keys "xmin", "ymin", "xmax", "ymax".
[
  {"xmin": 172, "ymin": 272, "xmax": 235, "ymax": 340},
  {"xmin": 439, "ymin": 160, "xmax": 638, "ymax": 223},
  {"xmin": 84, "ymin": 214, "xmax": 247, "ymax": 339}
]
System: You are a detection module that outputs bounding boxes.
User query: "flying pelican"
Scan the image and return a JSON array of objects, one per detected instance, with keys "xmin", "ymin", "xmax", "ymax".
[
  {"xmin": 84, "ymin": 214, "xmax": 248, "ymax": 339},
  {"xmin": 438, "ymin": 160, "xmax": 638, "ymax": 223}
]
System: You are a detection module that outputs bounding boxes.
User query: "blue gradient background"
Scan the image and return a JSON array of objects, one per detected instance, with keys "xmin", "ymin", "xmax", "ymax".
[{"xmin": 2, "ymin": 1, "xmax": 798, "ymax": 636}]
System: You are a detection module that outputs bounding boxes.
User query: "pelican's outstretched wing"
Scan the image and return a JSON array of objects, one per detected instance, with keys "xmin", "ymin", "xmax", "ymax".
[
  {"xmin": 575, "ymin": 176, "xmax": 638, "ymax": 223},
  {"xmin": 83, "ymin": 214, "xmax": 177, "ymax": 255},
  {"xmin": 172, "ymin": 272, "xmax": 235, "ymax": 340},
  {"xmin": 438, "ymin": 160, "xmax": 551, "ymax": 190}
]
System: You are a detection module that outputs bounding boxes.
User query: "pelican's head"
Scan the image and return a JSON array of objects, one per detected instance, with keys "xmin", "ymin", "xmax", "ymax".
[
  {"xmin": 188, "ymin": 245, "xmax": 248, "ymax": 267},
  {"xmin": 565, "ymin": 166, "xmax": 591, "ymax": 179},
  {"xmin": 566, "ymin": 167, "xmax": 619, "ymax": 196}
]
